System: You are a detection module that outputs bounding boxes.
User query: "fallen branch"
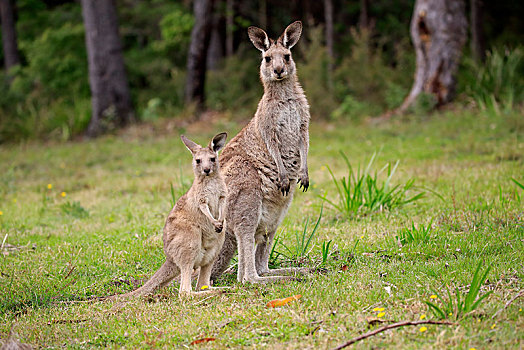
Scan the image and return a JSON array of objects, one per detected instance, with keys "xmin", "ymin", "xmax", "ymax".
[
  {"xmin": 48, "ymin": 318, "xmax": 89, "ymax": 325},
  {"xmin": 492, "ymin": 289, "xmax": 523, "ymax": 319},
  {"xmin": 332, "ymin": 320, "xmax": 456, "ymax": 349}
]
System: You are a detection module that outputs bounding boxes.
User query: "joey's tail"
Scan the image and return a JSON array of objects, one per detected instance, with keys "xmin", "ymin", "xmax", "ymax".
[{"xmin": 112, "ymin": 261, "xmax": 179, "ymax": 299}]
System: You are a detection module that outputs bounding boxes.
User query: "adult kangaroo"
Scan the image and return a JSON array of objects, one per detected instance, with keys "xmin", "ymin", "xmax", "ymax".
[{"xmin": 211, "ymin": 21, "xmax": 310, "ymax": 283}]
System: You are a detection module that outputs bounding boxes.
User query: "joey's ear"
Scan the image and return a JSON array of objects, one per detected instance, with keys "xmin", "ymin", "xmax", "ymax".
[
  {"xmin": 209, "ymin": 132, "xmax": 228, "ymax": 153},
  {"xmin": 248, "ymin": 26, "xmax": 270, "ymax": 52},
  {"xmin": 281, "ymin": 21, "xmax": 302, "ymax": 49},
  {"xmin": 181, "ymin": 135, "xmax": 199, "ymax": 154}
]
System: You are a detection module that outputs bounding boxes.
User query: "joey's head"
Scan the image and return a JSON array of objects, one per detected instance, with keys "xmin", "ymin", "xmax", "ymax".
[
  {"xmin": 248, "ymin": 21, "xmax": 302, "ymax": 83},
  {"xmin": 181, "ymin": 133, "xmax": 227, "ymax": 178}
]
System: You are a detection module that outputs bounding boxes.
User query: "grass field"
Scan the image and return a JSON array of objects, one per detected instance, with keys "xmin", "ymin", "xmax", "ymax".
[{"xmin": 1, "ymin": 109, "xmax": 523, "ymax": 348}]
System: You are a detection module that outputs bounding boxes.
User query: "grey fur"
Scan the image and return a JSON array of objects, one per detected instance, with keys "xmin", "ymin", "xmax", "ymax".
[{"xmin": 211, "ymin": 21, "xmax": 310, "ymax": 283}]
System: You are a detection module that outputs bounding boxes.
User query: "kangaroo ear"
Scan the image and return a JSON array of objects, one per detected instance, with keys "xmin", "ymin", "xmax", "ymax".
[
  {"xmin": 181, "ymin": 135, "xmax": 199, "ymax": 154},
  {"xmin": 210, "ymin": 132, "xmax": 228, "ymax": 153},
  {"xmin": 281, "ymin": 21, "xmax": 302, "ymax": 49},
  {"xmin": 248, "ymin": 26, "xmax": 270, "ymax": 52}
]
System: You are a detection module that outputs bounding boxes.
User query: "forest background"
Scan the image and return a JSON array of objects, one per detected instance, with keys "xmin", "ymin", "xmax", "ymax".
[{"xmin": 0, "ymin": 0, "xmax": 523, "ymax": 141}]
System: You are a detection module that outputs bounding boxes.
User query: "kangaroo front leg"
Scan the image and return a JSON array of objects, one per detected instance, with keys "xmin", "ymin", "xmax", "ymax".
[
  {"xmin": 199, "ymin": 201, "xmax": 223, "ymax": 233},
  {"xmin": 258, "ymin": 124, "xmax": 290, "ymax": 196}
]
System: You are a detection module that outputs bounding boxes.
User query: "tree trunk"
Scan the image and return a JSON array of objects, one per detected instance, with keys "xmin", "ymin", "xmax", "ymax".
[
  {"xmin": 0, "ymin": 0, "xmax": 21, "ymax": 72},
  {"xmin": 185, "ymin": 0, "xmax": 214, "ymax": 109},
  {"xmin": 258, "ymin": 0, "xmax": 266, "ymax": 29},
  {"xmin": 470, "ymin": 0, "xmax": 485, "ymax": 63},
  {"xmin": 225, "ymin": 0, "xmax": 233, "ymax": 56},
  {"xmin": 81, "ymin": 0, "xmax": 134, "ymax": 137},
  {"xmin": 206, "ymin": 9, "xmax": 223, "ymax": 70},
  {"xmin": 359, "ymin": 0, "xmax": 370, "ymax": 30},
  {"xmin": 323, "ymin": 0, "xmax": 334, "ymax": 69},
  {"xmin": 399, "ymin": 0, "xmax": 467, "ymax": 112}
]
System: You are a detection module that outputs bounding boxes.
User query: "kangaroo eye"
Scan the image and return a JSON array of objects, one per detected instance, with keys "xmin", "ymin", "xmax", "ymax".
[
  {"xmin": 284, "ymin": 54, "xmax": 290, "ymax": 62},
  {"xmin": 196, "ymin": 159, "xmax": 201, "ymax": 164},
  {"xmin": 210, "ymin": 157, "xmax": 216, "ymax": 162},
  {"xmin": 265, "ymin": 56, "xmax": 271, "ymax": 63}
]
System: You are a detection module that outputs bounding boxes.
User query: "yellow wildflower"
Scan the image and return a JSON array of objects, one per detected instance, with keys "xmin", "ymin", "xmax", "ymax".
[
  {"xmin": 420, "ymin": 314, "xmax": 426, "ymax": 320},
  {"xmin": 419, "ymin": 327, "xmax": 427, "ymax": 332},
  {"xmin": 430, "ymin": 295, "xmax": 437, "ymax": 299},
  {"xmin": 491, "ymin": 324, "xmax": 496, "ymax": 330},
  {"xmin": 519, "ymin": 308, "xmax": 522, "ymax": 312},
  {"xmin": 360, "ymin": 235, "xmax": 364, "ymax": 239},
  {"xmin": 373, "ymin": 307, "xmax": 385, "ymax": 312},
  {"xmin": 377, "ymin": 312, "xmax": 385, "ymax": 318},
  {"xmin": 61, "ymin": 192, "xmax": 67, "ymax": 197},
  {"xmin": 470, "ymin": 348, "xmax": 477, "ymax": 350},
  {"xmin": 47, "ymin": 184, "xmax": 53, "ymax": 189},
  {"xmin": 448, "ymin": 312, "xmax": 453, "ymax": 316},
  {"xmin": 0, "ymin": 210, "xmax": 3, "ymax": 216},
  {"xmin": 200, "ymin": 285, "xmax": 209, "ymax": 290}
]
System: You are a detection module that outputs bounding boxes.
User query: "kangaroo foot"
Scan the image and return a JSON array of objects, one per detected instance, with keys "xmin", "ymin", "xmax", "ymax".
[
  {"xmin": 258, "ymin": 267, "xmax": 311, "ymax": 276},
  {"xmin": 241, "ymin": 275, "xmax": 296, "ymax": 284}
]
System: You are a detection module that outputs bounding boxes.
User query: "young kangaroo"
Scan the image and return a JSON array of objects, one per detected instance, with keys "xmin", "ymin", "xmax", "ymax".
[
  {"xmin": 210, "ymin": 21, "xmax": 310, "ymax": 283},
  {"xmin": 115, "ymin": 133, "xmax": 228, "ymax": 298}
]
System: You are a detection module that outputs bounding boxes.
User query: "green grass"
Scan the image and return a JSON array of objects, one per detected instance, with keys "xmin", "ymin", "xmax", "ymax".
[
  {"xmin": 396, "ymin": 220, "xmax": 433, "ymax": 246},
  {"xmin": 0, "ymin": 109, "xmax": 523, "ymax": 348},
  {"xmin": 320, "ymin": 152, "xmax": 425, "ymax": 219}
]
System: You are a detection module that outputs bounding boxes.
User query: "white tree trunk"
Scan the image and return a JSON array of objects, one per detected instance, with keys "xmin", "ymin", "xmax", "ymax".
[{"xmin": 399, "ymin": 0, "xmax": 467, "ymax": 112}]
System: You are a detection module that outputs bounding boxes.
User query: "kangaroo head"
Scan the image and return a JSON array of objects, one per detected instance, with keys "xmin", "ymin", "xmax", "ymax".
[
  {"xmin": 248, "ymin": 21, "xmax": 302, "ymax": 83},
  {"xmin": 181, "ymin": 133, "xmax": 227, "ymax": 178}
]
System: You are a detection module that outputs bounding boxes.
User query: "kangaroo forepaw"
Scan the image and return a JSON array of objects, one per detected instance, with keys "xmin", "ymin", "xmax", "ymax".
[
  {"xmin": 213, "ymin": 220, "xmax": 224, "ymax": 233},
  {"xmin": 297, "ymin": 172, "xmax": 309, "ymax": 192},
  {"xmin": 277, "ymin": 174, "xmax": 290, "ymax": 196}
]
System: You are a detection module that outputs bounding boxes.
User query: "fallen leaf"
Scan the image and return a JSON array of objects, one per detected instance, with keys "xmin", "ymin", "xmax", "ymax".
[
  {"xmin": 266, "ymin": 294, "xmax": 302, "ymax": 308},
  {"xmin": 190, "ymin": 337, "xmax": 216, "ymax": 345}
]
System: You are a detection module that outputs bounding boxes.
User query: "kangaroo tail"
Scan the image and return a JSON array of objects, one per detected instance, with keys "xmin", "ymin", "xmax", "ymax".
[{"xmin": 112, "ymin": 261, "xmax": 179, "ymax": 299}]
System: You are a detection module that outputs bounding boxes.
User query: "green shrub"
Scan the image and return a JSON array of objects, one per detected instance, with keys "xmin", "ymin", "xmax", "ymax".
[
  {"xmin": 396, "ymin": 220, "xmax": 433, "ymax": 246},
  {"xmin": 299, "ymin": 26, "xmax": 338, "ymax": 118},
  {"xmin": 425, "ymin": 262, "xmax": 492, "ymax": 319},
  {"xmin": 320, "ymin": 152, "xmax": 425, "ymax": 219},
  {"xmin": 206, "ymin": 50, "xmax": 261, "ymax": 113},
  {"xmin": 333, "ymin": 28, "xmax": 413, "ymax": 118},
  {"xmin": 464, "ymin": 47, "xmax": 524, "ymax": 114},
  {"xmin": 18, "ymin": 22, "xmax": 88, "ymax": 98}
]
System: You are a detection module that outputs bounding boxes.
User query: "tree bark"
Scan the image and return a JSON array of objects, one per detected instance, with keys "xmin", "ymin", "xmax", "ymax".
[
  {"xmin": 185, "ymin": 0, "xmax": 214, "ymax": 109},
  {"xmin": 225, "ymin": 0, "xmax": 233, "ymax": 56},
  {"xmin": 0, "ymin": 0, "xmax": 21, "ymax": 72},
  {"xmin": 323, "ymin": 0, "xmax": 334, "ymax": 69},
  {"xmin": 206, "ymin": 9, "xmax": 223, "ymax": 70},
  {"xmin": 81, "ymin": 0, "xmax": 134, "ymax": 137},
  {"xmin": 258, "ymin": 0, "xmax": 266, "ymax": 30},
  {"xmin": 470, "ymin": 0, "xmax": 485, "ymax": 63},
  {"xmin": 359, "ymin": 0, "xmax": 370, "ymax": 30},
  {"xmin": 399, "ymin": 0, "xmax": 467, "ymax": 112}
]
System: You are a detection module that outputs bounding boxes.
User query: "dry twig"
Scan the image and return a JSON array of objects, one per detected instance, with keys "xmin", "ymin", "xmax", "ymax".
[
  {"xmin": 332, "ymin": 320, "xmax": 456, "ymax": 349},
  {"xmin": 492, "ymin": 289, "xmax": 523, "ymax": 319}
]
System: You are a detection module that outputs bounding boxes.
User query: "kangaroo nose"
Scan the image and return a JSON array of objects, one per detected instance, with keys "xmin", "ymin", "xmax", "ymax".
[
  {"xmin": 204, "ymin": 168, "xmax": 210, "ymax": 174},
  {"xmin": 274, "ymin": 68, "xmax": 284, "ymax": 75}
]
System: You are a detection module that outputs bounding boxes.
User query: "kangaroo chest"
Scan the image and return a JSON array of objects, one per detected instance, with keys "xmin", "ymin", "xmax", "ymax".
[{"xmin": 274, "ymin": 101, "xmax": 303, "ymax": 171}]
